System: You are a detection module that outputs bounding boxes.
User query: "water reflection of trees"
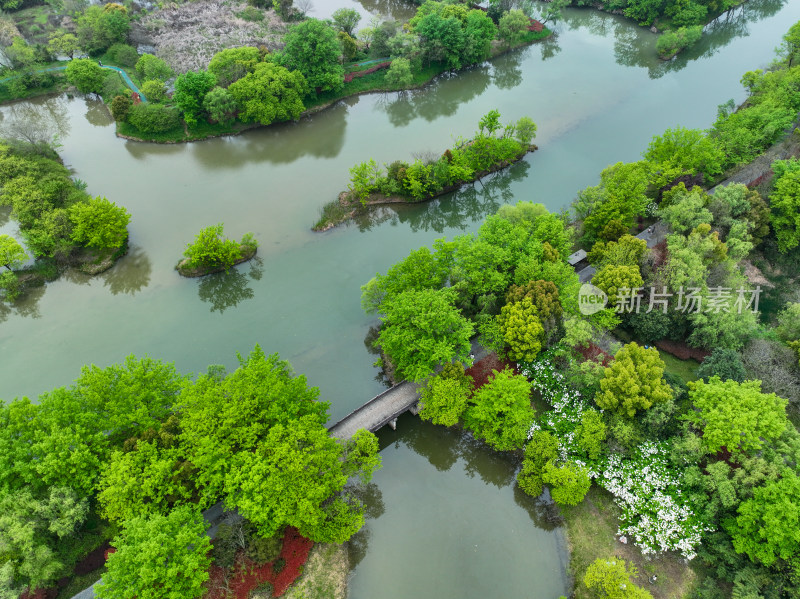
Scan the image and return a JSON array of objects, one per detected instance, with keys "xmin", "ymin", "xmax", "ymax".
[
  {"xmin": 345, "ymin": 482, "xmax": 385, "ymax": 569},
  {"xmin": 0, "ymin": 96, "xmax": 70, "ymax": 145},
  {"xmin": 491, "ymin": 48, "xmax": 528, "ymax": 90},
  {"xmin": 380, "ymin": 65, "xmax": 491, "ymax": 127},
  {"xmin": 197, "ymin": 256, "xmax": 263, "ymax": 313},
  {"xmin": 84, "ymin": 97, "xmax": 115, "ymax": 128},
  {"xmin": 356, "ymin": 0, "xmax": 417, "ymax": 21},
  {"xmin": 352, "ymin": 159, "xmax": 529, "ymax": 234},
  {"xmin": 0, "ymin": 284, "xmax": 45, "ymax": 325},
  {"xmin": 102, "ymin": 244, "xmax": 152, "ymax": 295},
  {"xmin": 123, "ymin": 102, "xmax": 349, "ymax": 167},
  {"xmin": 0, "ymin": 206, "xmax": 10, "ymax": 228},
  {"xmin": 560, "ymin": 0, "xmax": 787, "ymax": 79}
]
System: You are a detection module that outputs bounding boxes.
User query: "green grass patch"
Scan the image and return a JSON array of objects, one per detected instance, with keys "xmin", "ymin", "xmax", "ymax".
[
  {"xmin": 561, "ymin": 486, "xmax": 698, "ymax": 599},
  {"xmin": 658, "ymin": 349, "xmax": 699, "ymax": 383},
  {"xmin": 116, "ymin": 120, "xmax": 186, "ymax": 143}
]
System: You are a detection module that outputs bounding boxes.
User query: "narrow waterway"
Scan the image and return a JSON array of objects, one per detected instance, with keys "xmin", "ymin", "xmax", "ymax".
[{"xmin": 1, "ymin": 1, "xmax": 798, "ymax": 596}]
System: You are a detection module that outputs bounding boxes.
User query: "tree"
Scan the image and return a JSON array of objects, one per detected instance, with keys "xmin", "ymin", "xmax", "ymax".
[
  {"xmin": 587, "ymin": 234, "xmax": 647, "ymax": 269},
  {"xmin": 376, "ymin": 288, "xmax": 474, "ymax": 382},
  {"xmin": 463, "ymin": 9, "xmax": 496, "ymax": 64},
  {"xmin": 644, "ymin": 126, "xmax": 725, "ymax": 184},
  {"xmin": 685, "ymin": 377, "xmax": 788, "ymax": 455},
  {"xmin": 228, "ymin": 63, "xmax": 308, "ymax": 126},
  {"xmin": 384, "ymin": 57, "xmax": 413, "ymax": 89},
  {"xmin": 5, "ymin": 37, "xmax": 36, "ymax": 69},
  {"xmin": 414, "ymin": 12, "xmax": 466, "ymax": 69},
  {"xmin": 584, "ymin": 558, "xmax": 654, "ymax": 599},
  {"xmin": 96, "ymin": 505, "xmax": 212, "ymax": 599},
  {"xmin": 110, "ymin": 95, "xmax": 132, "ymax": 122},
  {"xmin": 581, "ymin": 161, "xmax": 652, "ymax": 243},
  {"xmin": 659, "ymin": 186, "xmax": 712, "ymax": 234},
  {"xmin": 779, "ymin": 20, "xmax": 800, "ymax": 66},
  {"xmin": 226, "ymin": 417, "xmax": 380, "ymax": 543},
  {"xmin": 173, "ymin": 70, "xmax": 217, "ymax": 127},
  {"xmin": 418, "ymin": 366, "xmax": 473, "ymax": 427},
  {"xmin": 542, "ymin": 460, "xmax": 591, "ymax": 506},
  {"xmin": 776, "ymin": 302, "xmax": 800, "ymax": 343},
  {"xmin": 463, "ymin": 368, "xmax": 534, "ymax": 451},
  {"xmin": 0, "ymin": 235, "xmax": 27, "ymax": 271},
  {"xmin": 207, "ymin": 46, "xmax": 261, "ymax": 87},
  {"xmin": 177, "ymin": 346, "xmax": 327, "ymax": 503},
  {"xmin": 338, "ymin": 31, "xmax": 357, "ymax": 61},
  {"xmin": 655, "ymin": 26, "xmax": 703, "ymax": 60},
  {"xmin": 498, "ymin": 9, "xmax": 529, "ymax": 48},
  {"xmin": 0, "ymin": 487, "xmax": 89, "ymax": 591},
  {"xmin": 182, "ymin": 223, "xmax": 251, "ymax": 271},
  {"xmin": 68, "ymin": 196, "xmax": 130, "ymax": 250},
  {"xmin": 575, "ymin": 409, "xmax": 606, "ymax": 460},
  {"xmin": 135, "ymin": 53, "xmax": 173, "ymax": 82},
  {"xmin": 540, "ymin": 0, "xmax": 568, "ymax": 25},
  {"xmin": 592, "ymin": 264, "xmax": 643, "ymax": 305},
  {"xmin": 203, "ymin": 87, "xmax": 238, "ymax": 125},
  {"xmin": 514, "ymin": 116, "xmax": 537, "ymax": 146},
  {"xmin": 76, "ymin": 4, "xmax": 130, "ymax": 55},
  {"xmin": 498, "ymin": 297, "xmax": 545, "ymax": 362},
  {"xmin": 128, "ymin": 104, "xmax": 182, "ymax": 134},
  {"xmin": 332, "ymin": 7, "xmax": 361, "ymax": 36},
  {"xmin": 140, "ymin": 80, "xmax": 166, "ymax": 103},
  {"xmin": 517, "ymin": 430, "xmax": 558, "ymax": 497},
  {"xmin": 65, "ymin": 58, "xmax": 106, "ymax": 94},
  {"xmin": 280, "ymin": 19, "xmax": 344, "ymax": 93},
  {"xmin": 696, "ymin": 348, "xmax": 746, "ymax": 382},
  {"xmin": 596, "ymin": 343, "xmax": 672, "ymax": 418},
  {"xmin": 770, "ymin": 168, "xmax": 800, "ymax": 253}
]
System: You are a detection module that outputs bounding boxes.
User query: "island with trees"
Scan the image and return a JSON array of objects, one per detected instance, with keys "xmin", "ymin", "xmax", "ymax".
[
  {"xmin": 357, "ymin": 20, "xmax": 800, "ymax": 598},
  {"xmin": 0, "ymin": 139, "xmax": 131, "ymax": 302},
  {"xmin": 314, "ymin": 110, "xmax": 538, "ymax": 230},
  {"xmin": 176, "ymin": 223, "xmax": 258, "ymax": 277}
]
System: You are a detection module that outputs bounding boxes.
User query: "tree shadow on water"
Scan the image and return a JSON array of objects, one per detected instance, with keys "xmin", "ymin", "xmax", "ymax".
[
  {"xmin": 102, "ymin": 245, "xmax": 152, "ymax": 295},
  {"xmin": 352, "ymin": 159, "xmax": 529, "ymax": 234},
  {"xmin": 0, "ymin": 283, "xmax": 45, "ymax": 324},
  {"xmin": 197, "ymin": 256, "xmax": 263, "ymax": 313}
]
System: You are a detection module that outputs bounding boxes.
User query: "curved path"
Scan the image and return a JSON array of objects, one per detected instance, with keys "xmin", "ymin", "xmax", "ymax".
[{"xmin": 0, "ymin": 63, "xmax": 147, "ymax": 102}]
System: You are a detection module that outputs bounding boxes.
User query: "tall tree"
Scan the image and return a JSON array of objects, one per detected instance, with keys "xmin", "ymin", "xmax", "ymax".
[
  {"xmin": 68, "ymin": 196, "xmax": 131, "ymax": 250},
  {"xmin": 227, "ymin": 63, "xmax": 308, "ymax": 125},
  {"xmin": 280, "ymin": 19, "xmax": 345, "ymax": 92},
  {"xmin": 596, "ymin": 343, "xmax": 672, "ymax": 418},
  {"xmin": 96, "ymin": 505, "xmax": 212, "ymax": 599},
  {"xmin": 173, "ymin": 70, "xmax": 217, "ymax": 126},
  {"xmin": 331, "ymin": 8, "xmax": 361, "ymax": 36},
  {"xmin": 0, "ymin": 235, "xmax": 27, "ymax": 270},
  {"xmin": 375, "ymin": 287, "xmax": 474, "ymax": 382}
]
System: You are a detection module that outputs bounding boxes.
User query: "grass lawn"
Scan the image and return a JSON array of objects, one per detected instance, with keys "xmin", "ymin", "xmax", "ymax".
[{"xmin": 561, "ymin": 486, "xmax": 698, "ymax": 599}]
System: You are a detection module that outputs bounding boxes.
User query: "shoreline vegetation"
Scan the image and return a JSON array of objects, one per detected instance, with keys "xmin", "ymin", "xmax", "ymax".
[
  {"xmin": 313, "ymin": 111, "xmax": 538, "ymax": 231},
  {"xmin": 116, "ymin": 28, "xmax": 552, "ymax": 144}
]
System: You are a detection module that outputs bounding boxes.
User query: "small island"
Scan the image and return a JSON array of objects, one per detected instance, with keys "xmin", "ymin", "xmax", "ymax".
[
  {"xmin": 313, "ymin": 111, "xmax": 537, "ymax": 231},
  {"xmin": 176, "ymin": 223, "xmax": 258, "ymax": 277}
]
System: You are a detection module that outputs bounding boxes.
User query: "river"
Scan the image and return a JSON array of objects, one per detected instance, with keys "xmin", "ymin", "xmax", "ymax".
[{"xmin": 1, "ymin": 1, "xmax": 798, "ymax": 596}]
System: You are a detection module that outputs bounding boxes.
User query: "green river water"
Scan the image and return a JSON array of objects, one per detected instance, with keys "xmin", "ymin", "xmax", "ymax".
[{"xmin": 1, "ymin": 1, "xmax": 799, "ymax": 596}]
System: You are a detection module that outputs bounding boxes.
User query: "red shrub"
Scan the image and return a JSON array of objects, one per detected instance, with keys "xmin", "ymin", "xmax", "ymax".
[
  {"xmin": 343, "ymin": 62, "xmax": 391, "ymax": 83},
  {"xmin": 527, "ymin": 19, "xmax": 543, "ymax": 32},
  {"xmin": 205, "ymin": 527, "xmax": 313, "ymax": 599},
  {"xmin": 75, "ymin": 543, "xmax": 111, "ymax": 576},
  {"xmin": 465, "ymin": 353, "xmax": 520, "ymax": 390},
  {"xmin": 576, "ymin": 343, "xmax": 613, "ymax": 366},
  {"xmin": 655, "ymin": 338, "xmax": 708, "ymax": 362}
]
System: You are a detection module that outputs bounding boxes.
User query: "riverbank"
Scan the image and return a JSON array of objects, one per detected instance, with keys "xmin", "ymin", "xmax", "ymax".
[
  {"xmin": 115, "ymin": 28, "xmax": 552, "ymax": 145},
  {"xmin": 313, "ymin": 144, "xmax": 537, "ymax": 232}
]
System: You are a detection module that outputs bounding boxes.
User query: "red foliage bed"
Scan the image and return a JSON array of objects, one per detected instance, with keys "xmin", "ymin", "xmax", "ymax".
[
  {"xmin": 206, "ymin": 527, "xmax": 313, "ymax": 599},
  {"xmin": 465, "ymin": 353, "xmax": 520, "ymax": 390},
  {"xmin": 655, "ymin": 338, "xmax": 708, "ymax": 362},
  {"xmin": 343, "ymin": 61, "xmax": 391, "ymax": 83}
]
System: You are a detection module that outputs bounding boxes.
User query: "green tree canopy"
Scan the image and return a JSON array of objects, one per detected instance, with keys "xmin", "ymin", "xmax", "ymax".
[
  {"xmin": 770, "ymin": 167, "xmax": 800, "ymax": 253},
  {"xmin": 226, "ymin": 417, "xmax": 380, "ymax": 543},
  {"xmin": 516, "ymin": 430, "xmax": 558, "ymax": 497},
  {"xmin": 140, "ymin": 79, "xmax": 166, "ymax": 103},
  {"xmin": 729, "ymin": 471, "xmax": 800, "ymax": 574},
  {"xmin": 584, "ymin": 558, "xmax": 654, "ymax": 599},
  {"xmin": 65, "ymin": 59, "xmax": 106, "ymax": 94},
  {"xmin": 332, "ymin": 7, "xmax": 361, "ymax": 36},
  {"xmin": 463, "ymin": 368, "xmax": 534, "ymax": 451},
  {"xmin": 173, "ymin": 70, "xmax": 217, "ymax": 126},
  {"xmin": 47, "ymin": 32, "xmax": 80, "ymax": 60},
  {"xmin": 76, "ymin": 4, "xmax": 130, "ymax": 54},
  {"xmin": 96, "ymin": 505, "xmax": 212, "ymax": 599},
  {"xmin": 182, "ymin": 223, "xmax": 247, "ymax": 270},
  {"xmin": 592, "ymin": 264, "xmax": 643, "ymax": 306},
  {"xmin": 685, "ymin": 377, "xmax": 788, "ymax": 455},
  {"xmin": 497, "ymin": 297, "xmax": 545, "ymax": 362},
  {"xmin": 644, "ymin": 126, "xmax": 725, "ymax": 185},
  {"xmin": 659, "ymin": 185, "xmax": 712, "ymax": 235},
  {"xmin": 596, "ymin": 343, "xmax": 672, "ymax": 418},
  {"xmin": 135, "ymin": 53, "xmax": 173, "ymax": 82},
  {"xmin": 418, "ymin": 366, "xmax": 473, "ymax": 427},
  {"xmin": 228, "ymin": 62, "xmax": 308, "ymax": 125},
  {"xmin": 178, "ymin": 345, "xmax": 327, "ymax": 503},
  {"xmin": 542, "ymin": 460, "xmax": 591, "ymax": 506},
  {"xmin": 203, "ymin": 86, "xmax": 238, "ymax": 125},
  {"xmin": 280, "ymin": 19, "xmax": 344, "ymax": 92},
  {"xmin": 0, "ymin": 234, "xmax": 27, "ymax": 270},
  {"xmin": 68, "ymin": 196, "xmax": 130, "ymax": 250},
  {"xmin": 207, "ymin": 46, "xmax": 262, "ymax": 87},
  {"xmin": 498, "ymin": 9, "xmax": 529, "ymax": 48},
  {"xmin": 376, "ymin": 287, "xmax": 474, "ymax": 382},
  {"xmin": 696, "ymin": 347, "xmax": 746, "ymax": 382}
]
